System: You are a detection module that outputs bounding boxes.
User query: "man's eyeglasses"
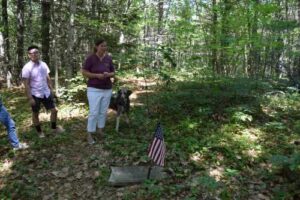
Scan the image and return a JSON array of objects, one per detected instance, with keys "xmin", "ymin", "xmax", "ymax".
[{"xmin": 29, "ymin": 51, "xmax": 39, "ymax": 55}]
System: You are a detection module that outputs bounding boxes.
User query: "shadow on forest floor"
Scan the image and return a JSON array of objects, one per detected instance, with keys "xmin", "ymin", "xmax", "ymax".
[{"xmin": 1, "ymin": 76, "xmax": 300, "ymax": 199}]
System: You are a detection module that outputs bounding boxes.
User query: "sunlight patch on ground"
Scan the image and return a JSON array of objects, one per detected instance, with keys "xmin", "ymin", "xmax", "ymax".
[
  {"xmin": 242, "ymin": 149, "xmax": 261, "ymax": 159},
  {"xmin": 232, "ymin": 128, "xmax": 263, "ymax": 159},
  {"xmin": 239, "ymin": 128, "xmax": 263, "ymax": 142},
  {"xmin": 208, "ymin": 166, "xmax": 224, "ymax": 181},
  {"xmin": 58, "ymin": 105, "xmax": 87, "ymax": 119},
  {"xmin": 262, "ymin": 107, "xmax": 277, "ymax": 117},
  {"xmin": 190, "ymin": 152, "xmax": 205, "ymax": 163},
  {"xmin": 130, "ymin": 90, "xmax": 155, "ymax": 99},
  {"xmin": 130, "ymin": 90, "xmax": 154, "ymax": 107},
  {"xmin": 131, "ymin": 102, "xmax": 144, "ymax": 106},
  {"xmin": 19, "ymin": 118, "xmax": 33, "ymax": 130},
  {"xmin": 37, "ymin": 105, "xmax": 88, "ymax": 121},
  {"xmin": 7, "ymin": 96, "xmax": 27, "ymax": 103},
  {"xmin": 0, "ymin": 159, "xmax": 13, "ymax": 186},
  {"xmin": 39, "ymin": 112, "xmax": 51, "ymax": 121}
]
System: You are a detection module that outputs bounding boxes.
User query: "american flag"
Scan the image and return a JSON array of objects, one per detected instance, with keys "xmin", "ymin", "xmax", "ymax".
[{"xmin": 148, "ymin": 123, "xmax": 166, "ymax": 166}]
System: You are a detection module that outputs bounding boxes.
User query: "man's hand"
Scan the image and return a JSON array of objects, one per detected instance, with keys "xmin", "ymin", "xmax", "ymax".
[{"xmin": 29, "ymin": 98, "xmax": 35, "ymax": 106}]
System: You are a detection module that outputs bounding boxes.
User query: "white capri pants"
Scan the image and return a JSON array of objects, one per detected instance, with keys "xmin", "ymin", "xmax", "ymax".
[{"xmin": 87, "ymin": 87, "xmax": 112, "ymax": 133}]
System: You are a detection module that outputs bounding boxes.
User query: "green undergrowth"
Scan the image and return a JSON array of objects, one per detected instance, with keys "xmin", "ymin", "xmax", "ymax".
[{"xmin": 1, "ymin": 73, "xmax": 300, "ymax": 199}]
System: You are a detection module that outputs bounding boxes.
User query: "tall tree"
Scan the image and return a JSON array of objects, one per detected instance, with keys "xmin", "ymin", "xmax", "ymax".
[
  {"xmin": 28, "ymin": 0, "xmax": 33, "ymax": 43},
  {"xmin": 16, "ymin": 0, "xmax": 25, "ymax": 82},
  {"xmin": 2, "ymin": 0, "xmax": 10, "ymax": 67},
  {"xmin": 297, "ymin": 0, "xmax": 300, "ymax": 80},
  {"xmin": 211, "ymin": 0, "xmax": 219, "ymax": 74},
  {"xmin": 157, "ymin": 0, "xmax": 164, "ymax": 35},
  {"xmin": 66, "ymin": 0, "xmax": 76, "ymax": 79},
  {"xmin": 219, "ymin": 0, "xmax": 232, "ymax": 75},
  {"xmin": 247, "ymin": 0, "xmax": 260, "ymax": 77},
  {"xmin": 41, "ymin": 0, "xmax": 51, "ymax": 69}
]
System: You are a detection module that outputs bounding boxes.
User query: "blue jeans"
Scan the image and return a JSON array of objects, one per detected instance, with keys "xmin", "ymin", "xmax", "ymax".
[{"xmin": 0, "ymin": 105, "xmax": 19, "ymax": 148}]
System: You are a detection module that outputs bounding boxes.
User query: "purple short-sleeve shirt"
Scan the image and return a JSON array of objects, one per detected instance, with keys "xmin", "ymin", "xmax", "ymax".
[{"xmin": 83, "ymin": 54, "xmax": 115, "ymax": 89}]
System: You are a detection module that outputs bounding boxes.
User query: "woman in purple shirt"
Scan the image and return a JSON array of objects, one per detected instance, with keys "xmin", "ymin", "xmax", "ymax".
[{"xmin": 82, "ymin": 39, "xmax": 115, "ymax": 144}]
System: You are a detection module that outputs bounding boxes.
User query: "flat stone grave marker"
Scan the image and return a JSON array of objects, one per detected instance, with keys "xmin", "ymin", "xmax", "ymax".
[{"xmin": 108, "ymin": 166, "xmax": 167, "ymax": 186}]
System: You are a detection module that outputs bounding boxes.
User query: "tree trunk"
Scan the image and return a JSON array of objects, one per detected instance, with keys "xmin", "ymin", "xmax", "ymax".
[
  {"xmin": 297, "ymin": 0, "xmax": 300, "ymax": 80},
  {"xmin": 211, "ymin": 0, "xmax": 219, "ymax": 74},
  {"xmin": 16, "ymin": 0, "xmax": 25, "ymax": 83},
  {"xmin": 67, "ymin": 0, "xmax": 76, "ymax": 79},
  {"xmin": 248, "ymin": 0, "xmax": 260, "ymax": 78},
  {"xmin": 157, "ymin": 0, "xmax": 164, "ymax": 35},
  {"xmin": 91, "ymin": 0, "xmax": 96, "ymax": 16},
  {"xmin": 28, "ymin": 0, "xmax": 33, "ymax": 43},
  {"xmin": 41, "ymin": 0, "xmax": 51, "ymax": 70},
  {"xmin": 219, "ymin": 0, "xmax": 231, "ymax": 75},
  {"xmin": 2, "ymin": 0, "xmax": 10, "ymax": 67}
]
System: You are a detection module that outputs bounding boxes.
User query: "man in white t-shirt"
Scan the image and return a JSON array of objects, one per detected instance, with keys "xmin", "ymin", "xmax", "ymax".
[{"xmin": 22, "ymin": 45, "xmax": 64, "ymax": 138}]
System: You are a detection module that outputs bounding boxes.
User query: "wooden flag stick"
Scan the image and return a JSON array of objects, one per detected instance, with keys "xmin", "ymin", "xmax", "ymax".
[{"xmin": 147, "ymin": 161, "xmax": 154, "ymax": 179}]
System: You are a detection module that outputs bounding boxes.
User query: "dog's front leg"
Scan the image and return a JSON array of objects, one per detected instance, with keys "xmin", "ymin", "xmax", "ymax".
[
  {"xmin": 125, "ymin": 113, "xmax": 130, "ymax": 125},
  {"xmin": 115, "ymin": 115, "xmax": 120, "ymax": 132},
  {"xmin": 115, "ymin": 106, "xmax": 122, "ymax": 132}
]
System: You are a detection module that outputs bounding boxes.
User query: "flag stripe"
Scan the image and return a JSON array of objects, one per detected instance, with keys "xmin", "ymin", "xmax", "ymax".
[
  {"xmin": 157, "ymin": 144, "xmax": 165, "ymax": 166},
  {"xmin": 157, "ymin": 144, "xmax": 165, "ymax": 165},
  {"xmin": 148, "ymin": 138, "xmax": 159, "ymax": 157},
  {"xmin": 148, "ymin": 123, "xmax": 166, "ymax": 166},
  {"xmin": 154, "ymin": 142, "xmax": 163, "ymax": 161}
]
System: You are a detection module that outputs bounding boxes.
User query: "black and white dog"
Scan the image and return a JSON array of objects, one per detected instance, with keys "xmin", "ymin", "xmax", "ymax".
[{"xmin": 109, "ymin": 88, "xmax": 132, "ymax": 132}]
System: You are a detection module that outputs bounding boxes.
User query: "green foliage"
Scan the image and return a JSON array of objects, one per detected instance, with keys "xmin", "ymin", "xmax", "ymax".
[
  {"xmin": 197, "ymin": 175, "xmax": 220, "ymax": 192},
  {"xmin": 2, "ymin": 71, "xmax": 300, "ymax": 199},
  {"xmin": 271, "ymin": 153, "xmax": 300, "ymax": 171},
  {"xmin": 189, "ymin": 175, "xmax": 222, "ymax": 199},
  {"xmin": 294, "ymin": 120, "xmax": 300, "ymax": 133},
  {"xmin": 142, "ymin": 179, "xmax": 163, "ymax": 198},
  {"xmin": 158, "ymin": 46, "xmax": 177, "ymax": 68},
  {"xmin": 231, "ymin": 111, "xmax": 253, "ymax": 123},
  {"xmin": 96, "ymin": 166, "xmax": 111, "ymax": 186},
  {"xmin": 264, "ymin": 122, "xmax": 287, "ymax": 132},
  {"xmin": 157, "ymin": 70, "xmax": 176, "ymax": 87},
  {"xmin": 59, "ymin": 75, "xmax": 87, "ymax": 103}
]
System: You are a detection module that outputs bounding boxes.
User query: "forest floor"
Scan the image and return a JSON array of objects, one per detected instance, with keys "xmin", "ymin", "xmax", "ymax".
[{"xmin": 1, "ymin": 74, "xmax": 300, "ymax": 199}]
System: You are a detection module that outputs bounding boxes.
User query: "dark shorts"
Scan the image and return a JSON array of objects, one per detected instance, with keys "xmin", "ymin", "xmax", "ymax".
[{"xmin": 32, "ymin": 95, "xmax": 55, "ymax": 113}]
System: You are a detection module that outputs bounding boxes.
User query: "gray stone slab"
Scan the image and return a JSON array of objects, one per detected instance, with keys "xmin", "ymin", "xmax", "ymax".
[{"xmin": 108, "ymin": 166, "xmax": 166, "ymax": 186}]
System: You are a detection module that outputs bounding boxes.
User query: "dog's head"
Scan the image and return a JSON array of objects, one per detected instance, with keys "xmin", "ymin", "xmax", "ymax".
[{"xmin": 116, "ymin": 88, "xmax": 132, "ymax": 107}]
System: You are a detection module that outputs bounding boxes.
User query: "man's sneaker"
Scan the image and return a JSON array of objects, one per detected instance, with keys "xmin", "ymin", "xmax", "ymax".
[
  {"xmin": 13, "ymin": 142, "xmax": 29, "ymax": 151},
  {"xmin": 53, "ymin": 125, "xmax": 65, "ymax": 134},
  {"xmin": 39, "ymin": 132, "xmax": 45, "ymax": 138},
  {"xmin": 87, "ymin": 133, "xmax": 95, "ymax": 145}
]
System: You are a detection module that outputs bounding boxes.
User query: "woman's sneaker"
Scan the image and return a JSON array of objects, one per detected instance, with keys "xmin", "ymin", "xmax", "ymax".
[
  {"xmin": 13, "ymin": 142, "xmax": 29, "ymax": 151},
  {"xmin": 87, "ymin": 133, "xmax": 95, "ymax": 145}
]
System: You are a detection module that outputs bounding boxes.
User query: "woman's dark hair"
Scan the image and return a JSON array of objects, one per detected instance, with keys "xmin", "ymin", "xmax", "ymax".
[{"xmin": 94, "ymin": 38, "xmax": 106, "ymax": 53}]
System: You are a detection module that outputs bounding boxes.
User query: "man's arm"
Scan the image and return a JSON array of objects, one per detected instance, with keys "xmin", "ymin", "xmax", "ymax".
[{"xmin": 23, "ymin": 78, "xmax": 35, "ymax": 105}]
